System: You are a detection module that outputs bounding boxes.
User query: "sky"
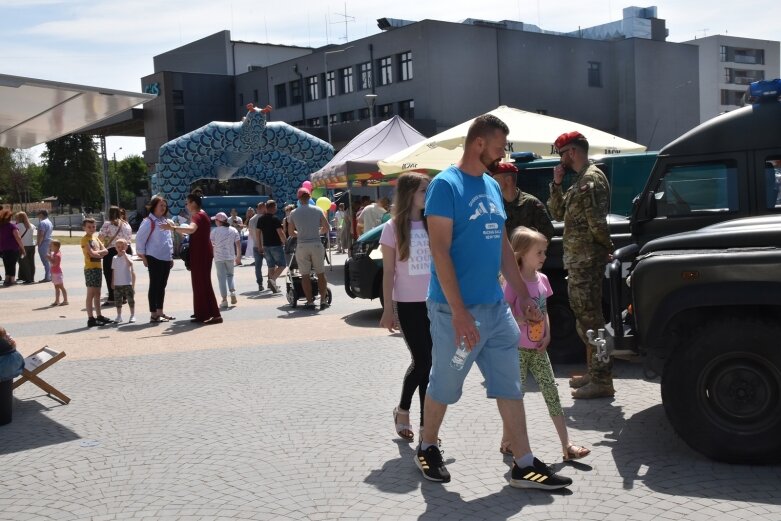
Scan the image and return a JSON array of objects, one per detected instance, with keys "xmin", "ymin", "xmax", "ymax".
[{"xmin": 1, "ymin": 0, "xmax": 779, "ymax": 161}]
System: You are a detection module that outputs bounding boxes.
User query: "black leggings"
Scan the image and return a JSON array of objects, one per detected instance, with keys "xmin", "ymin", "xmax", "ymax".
[
  {"xmin": 397, "ymin": 301, "xmax": 433, "ymax": 426},
  {"xmin": 1, "ymin": 250, "xmax": 19, "ymax": 278},
  {"xmin": 102, "ymin": 247, "xmax": 117, "ymax": 300},
  {"xmin": 147, "ymin": 255, "xmax": 171, "ymax": 312}
]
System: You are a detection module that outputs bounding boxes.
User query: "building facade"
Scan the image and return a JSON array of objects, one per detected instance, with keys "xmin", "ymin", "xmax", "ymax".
[{"xmin": 685, "ymin": 35, "xmax": 780, "ymax": 121}]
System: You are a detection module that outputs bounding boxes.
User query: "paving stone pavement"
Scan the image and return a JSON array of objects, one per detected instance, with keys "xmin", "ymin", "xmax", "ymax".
[{"xmin": 1, "ymin": 246, "xmax": 780, "ymax": 520}]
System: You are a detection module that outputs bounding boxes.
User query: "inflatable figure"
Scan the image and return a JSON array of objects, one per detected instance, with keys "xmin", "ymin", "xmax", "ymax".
[{"xmin": 153, "ymin": 104, "xmax": 334, "ymax": 216}]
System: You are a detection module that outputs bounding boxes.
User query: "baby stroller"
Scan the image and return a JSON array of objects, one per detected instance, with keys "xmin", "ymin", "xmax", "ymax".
[{"xmin": 285, "ymin": 236, "xmax": 333, "ymax": 308}]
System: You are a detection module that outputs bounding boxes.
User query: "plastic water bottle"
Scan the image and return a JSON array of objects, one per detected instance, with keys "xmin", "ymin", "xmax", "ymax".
[{"xmin": 450, "ymin": 321, "xmax": 480, "ymax": 371}]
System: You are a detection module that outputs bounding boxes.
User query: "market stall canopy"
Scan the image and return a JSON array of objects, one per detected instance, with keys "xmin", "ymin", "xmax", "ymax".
[
  {"xmin": 0, "ymin": 74, "xmax": 156, "ymax": 149},
  {"xmin": 310, "ymin": 115, "xmax": 425, "ymax": 188},
  {"xmin": 378, "ymin": 106, "xmax": 646, "ymax": 176}
]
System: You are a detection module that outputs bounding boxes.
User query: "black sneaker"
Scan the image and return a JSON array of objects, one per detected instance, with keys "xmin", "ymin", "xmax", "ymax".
[
  {"xmin": 87, "ymin": 317, "xmax": 98, "ymax": 328},
  {"xmin": 95, "ymin": 315, "xmax": 113, "ymax": 325},
  {"xmin": 510, "ymin": 458, "xmax": 572, "ymax": 490},
  {"xmin": 415, "ymin": 444, "xmax": 450, "ymax": 483}
]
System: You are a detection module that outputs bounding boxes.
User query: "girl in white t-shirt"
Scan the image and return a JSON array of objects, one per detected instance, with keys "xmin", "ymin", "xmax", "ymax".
[{"xmin": 379, "ymin": 173, "xmax": 432, "ymax": 443}]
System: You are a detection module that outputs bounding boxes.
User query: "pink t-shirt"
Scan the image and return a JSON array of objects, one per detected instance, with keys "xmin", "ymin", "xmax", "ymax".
[
  {"xmin": 503, "ymin": 272, "xmax": 553, "ymax": 349},
  {"xmin": 379, "ymin": 219, "xmax": 431, "ymax": 302},
  {"xmin": 50, "ymin": 251, "xmax": 63, "ymax": 274}
]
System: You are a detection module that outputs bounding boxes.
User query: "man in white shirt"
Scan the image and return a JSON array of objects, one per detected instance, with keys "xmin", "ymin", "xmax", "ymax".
[{"xmin": 359, "ymin": 197, "xmax": 389, "ymax": 232}]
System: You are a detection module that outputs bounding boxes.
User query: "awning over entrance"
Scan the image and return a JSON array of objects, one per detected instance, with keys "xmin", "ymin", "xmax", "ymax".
[{"xmin": 0, "ymin": 74, "xmax": 155, "ymax": 149}]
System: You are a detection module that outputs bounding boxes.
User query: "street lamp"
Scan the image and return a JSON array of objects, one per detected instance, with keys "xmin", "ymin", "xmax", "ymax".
[
  {"xmin": 112, "ymin": 147, "xmax": 122, "ymax": 207},
  {"xmin": 364, "ymin": 94, "xmax": 378, "ymax": 126},
  {"xmin": 324, "ymin": 46, "xmax": 353, "ymax": 144}
]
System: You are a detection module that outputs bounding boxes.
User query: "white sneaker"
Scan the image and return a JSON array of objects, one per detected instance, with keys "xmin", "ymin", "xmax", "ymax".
[
  {"xmin": 128, "ymin": 316, "xmax": 136, "ymax": 323},
  {"xmin": 220, "ymin": 299, "xmax": 228, "ymax": 309},
  {"xmin": 115, "ymin": 316, "xmax": 123, "ymax": 323},
  {"xmin": 230, "ymin": 292, "xmax": 237, "ymax": 305}
]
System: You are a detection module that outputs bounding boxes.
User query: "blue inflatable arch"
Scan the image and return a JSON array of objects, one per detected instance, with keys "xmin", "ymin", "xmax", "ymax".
[{"xmin": 152, "ymin": 107, "xmax": 334, "ymax": 216}]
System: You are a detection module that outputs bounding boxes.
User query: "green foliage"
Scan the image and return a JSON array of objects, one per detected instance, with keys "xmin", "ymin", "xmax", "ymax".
[
  {"xmin": 42, "ymin": 135, "xmax": 103, "ymax": 207},
  {"xmin": 112, "ymin": 155, "xmax": 149, "ymax": 208},
  {"xmin": 0, "ymin": 147, "xmax": 44, "ymax": 205}
]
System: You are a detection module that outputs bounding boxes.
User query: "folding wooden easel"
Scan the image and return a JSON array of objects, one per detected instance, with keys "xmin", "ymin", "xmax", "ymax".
[{"xmin": 13, "ymin": 346, "xmax": 70, "ymax": 404}]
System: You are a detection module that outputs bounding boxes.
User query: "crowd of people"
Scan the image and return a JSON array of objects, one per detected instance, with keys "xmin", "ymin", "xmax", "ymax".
[{"xmin": 2, "ymin": 113, "xmax": 617, "ymax": 493}]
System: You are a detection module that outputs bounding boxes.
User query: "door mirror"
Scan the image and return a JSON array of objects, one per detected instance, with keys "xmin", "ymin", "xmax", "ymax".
[{"xmin": 634, "ymin": 190, "xmax": 656, "ymax": 222}]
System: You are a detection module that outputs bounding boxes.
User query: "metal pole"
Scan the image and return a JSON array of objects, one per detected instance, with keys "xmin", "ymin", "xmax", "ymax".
[
  {"xmin": 99, "ymin": 135, "xmax": 110, "ymax": 218},
  {"xmin": 325, "ymin": 52, "xmax": 332, "ymax": 144},
  {"xmin": 113, "ymin": 147, "xmax": 122, "ymax": 207}
]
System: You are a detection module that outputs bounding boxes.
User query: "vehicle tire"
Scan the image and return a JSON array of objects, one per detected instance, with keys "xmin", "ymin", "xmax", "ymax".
[
  {"xmin": 546, "ymin": 295, "xmax": 585, "ymax": 365},
  {"xmin": 378, "ymin": 284, "xmax": 384, "ymax": 309},
  {"xmin": 661, "ymin": 318, "xmax": 781, "ymax": 464},
  {"xmin": 344, "ymin": 262, "xmax": 356, "ymax": 299},
  {"xmin": 326, "ymin": 288, "xmax": 333, "ymax": 305},
  {"xmin": 287, "ymin": 286, "xmax": 297, "ymax": 308}
]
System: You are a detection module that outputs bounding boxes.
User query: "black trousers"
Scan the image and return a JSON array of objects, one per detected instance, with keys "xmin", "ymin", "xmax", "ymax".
[
  {"xmin": 102, "ymin": 247, "xmax": 117, "ymax": 301},
  {"xmin": 396, "ymin": 301, "xmax": 433, "ymax": 426},
  {"xmin": 146, "ymin": 256, "xmax": 171, "ymax": 312},
  {"xmin": 1, "ymin": 250, "xmax": 19, "ymax": 279}
]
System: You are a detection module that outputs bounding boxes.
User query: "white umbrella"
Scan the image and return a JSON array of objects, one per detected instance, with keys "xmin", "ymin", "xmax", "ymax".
[{"xmin": 378, "ymin": 106, "xmax": 646, "ymax": 176}]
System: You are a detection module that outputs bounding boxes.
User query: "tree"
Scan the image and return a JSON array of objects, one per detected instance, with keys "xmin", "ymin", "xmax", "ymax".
[
  {"xmin": 42, "ymin": 135, "xmax": 103, "ymax": 208},
  {"xmin": 0, "ymin": 148, "xmax": 43, "ymax": 207},
  {"xmin": 112, "ymin": 155, "xmax": 149, "ymax": 208}
]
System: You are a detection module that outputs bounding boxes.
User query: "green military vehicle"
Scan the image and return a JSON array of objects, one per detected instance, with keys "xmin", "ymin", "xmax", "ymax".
[{"xmin": 602, "ymin": 81, "xmax": 781, "ymax": 463}]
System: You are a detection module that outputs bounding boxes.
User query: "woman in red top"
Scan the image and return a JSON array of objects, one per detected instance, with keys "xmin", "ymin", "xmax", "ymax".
[{"xmin": 163, "ymin": 193, "xmax": 222, "ymax": 324}]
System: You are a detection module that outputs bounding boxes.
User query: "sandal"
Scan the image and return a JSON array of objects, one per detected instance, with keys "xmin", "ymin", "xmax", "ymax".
[
  {"xmin": 563, "ymin": 444, "xmax": 591, "ymax": 461},
  {"xmin": 161, "ymin": 314, "xmax": 176, "ymax": 320},
  {"xmin": 393, "ymin": 407, "xmax": 414, "ymax": 442},
  {"xmin": 499, "ymin": 441, "xmax": 513, "ymax": 456}
]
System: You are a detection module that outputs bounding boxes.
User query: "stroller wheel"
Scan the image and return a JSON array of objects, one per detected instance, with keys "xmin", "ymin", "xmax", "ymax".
[
  {"xmin": 326, "ymin": 287, "xmax": 333, "ymax": 305},
  {"xmin": 287, "ymin": 286, "xmax": 297, "ymax": 307}
]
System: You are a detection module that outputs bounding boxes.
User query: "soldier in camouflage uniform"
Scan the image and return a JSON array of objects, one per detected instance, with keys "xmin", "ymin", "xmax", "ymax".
[
  {"xmin": 547, "ymin": 131, "xmax": 615, "ymax": 399},
  {"xmin": 490, "ymin": 162, "xmax": 555, "ymax": 241}
]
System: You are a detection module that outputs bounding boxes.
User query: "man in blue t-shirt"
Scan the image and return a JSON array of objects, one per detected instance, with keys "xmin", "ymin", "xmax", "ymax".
[{"xmin": 415, "ymin": 114, "xmax": 572, "ymax": 491}]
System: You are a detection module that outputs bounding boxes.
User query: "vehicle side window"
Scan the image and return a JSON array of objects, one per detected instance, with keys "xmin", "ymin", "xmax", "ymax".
[
  {"xmin": 516, "ymin": 167, "xmax": 577, "ymax": 206},
  {"xmin": 654, "ymin": 161, "xmax": 739, "ymax": 217},
  {"xmin": 763, "ymin": 157, "xmax": 781, "ymax": 210}
]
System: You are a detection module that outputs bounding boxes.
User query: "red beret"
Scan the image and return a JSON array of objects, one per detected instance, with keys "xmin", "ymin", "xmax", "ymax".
[
  {"xmin": 554, "ymin": 131, "xmax": 586, "ymax": 150},
  {"xmin": 491, "ymin": 162, "xmax": 519, "ymax": 175}
]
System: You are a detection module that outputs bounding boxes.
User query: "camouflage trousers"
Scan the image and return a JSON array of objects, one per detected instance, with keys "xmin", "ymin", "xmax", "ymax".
[{"xmin": 567, "ymin": 265, "xmax": 613, "ymax": 385}]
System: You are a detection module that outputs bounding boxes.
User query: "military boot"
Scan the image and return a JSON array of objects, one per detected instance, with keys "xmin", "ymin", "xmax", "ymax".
[
  {"xmin": 571, "ymin": 382, "xmax": 615, "ymax": 399},
  {"xmin": 569, "ymin": 374, "xmax": 591, "ymax": 388}
]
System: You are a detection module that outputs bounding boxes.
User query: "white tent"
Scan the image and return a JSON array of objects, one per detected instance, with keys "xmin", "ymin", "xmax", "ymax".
[{"xmin": 378, "ymin": 106, "xmax": 646, "ymax": 176}]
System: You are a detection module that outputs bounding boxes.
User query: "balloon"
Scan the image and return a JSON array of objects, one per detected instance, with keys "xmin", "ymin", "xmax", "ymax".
[
  {"xmin": 316, "ymin": 196, "xmax": 331, "ymax": 212},
  {"xmin": 302, "ymin": 181, "xmax": 313, "ymax": 190},
  {"xmin": 311, "ymin": 187, "xmax": 325, "ymax": 199},
  {"xmin": 330, "ymin": 202, "xmax": 337, "ymax": 212}
]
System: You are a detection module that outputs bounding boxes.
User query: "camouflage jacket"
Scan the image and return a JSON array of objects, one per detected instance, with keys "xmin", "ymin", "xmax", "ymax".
[
  {"xmin": 547, "ymin": 163, "xmax": 614, "ymax": 269},
  {"xmin": 502, "ymin": 189, "xmax": 554, "ymax": 241}
]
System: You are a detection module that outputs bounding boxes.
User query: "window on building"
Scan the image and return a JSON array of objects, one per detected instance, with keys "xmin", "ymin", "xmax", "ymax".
[
  {"xmin": 325, "ymin": 71, "xmax": 336, "ymax": 97},
  {"xmin": 172, "ymin": 90, "xmax": 184, "ymax": 105},
  {"xmin": 724, "ymin": 67, "xmax": 765, "ymax": 85},
  {"xmin": 720, "ymin": 45, "xmax": 727, "ymax": 62},
  {"xmin": 308, "ymin": 116, "xmax": 321, "ymax": 127},
  {"xmin": 378, "ymin": 56, "xmax": 393, "ymax": 86},
  {"xmin": 238, "ymin": 93, "xmax": 244, "ymax": 107},
  {"xmin": 174, "ymin": 108, "xmax": 185, "ymax": 135},
  {"xmin": 328, "ymin": 114, "xmax": 338, "ymax": 125},
  {"xmin": 275, "ymin": 83, "xmax": 288, "ymax": 108},
  {"xmin": 291, "ymin": 120, "xmax": 304, "ymax": 127},
  {"xmin": 306, "ymin": 75, "xmax": 320, "ymax": 101},
  {"xmin": 340, "ymin": 67, "xmax": 354, "ymax": 94},
  {"xmin": 379, "ymin": 103, "xmax": 393, "ymax": 118},
  {"xmin": 359, "ymin": 62, "xmax": 372, "ymax": 90},
  {"xmin": 340, "ymin": 110, "xmax": 355, "ymax": 122},
  {"xmin": 358, "ymin": 107, "xmax": 370, "ymax": 120},
  {"xmin": 399, "ymin": 51, "xmax": 413, "ymax": 81},
  {"xmin": 733, "ymin": 48, "xmax": 765, "ymax": 65},
  {"xmin": 655, "ymin": 161, "xmax": 739, "ymax": 217},
  {"xmin": 588, "ymin": 61, "xmax": 602, "ymax": 87},
  {"xmin": 253, "ymin": 89, "xmax": 259, "ymax": 103},
  {"xmin": 720, "ymin": 89, "xmax": 744, "ymax": 106},
  {"xmin": 290, "ymin": 80, "xmax": 302, "ymax": 105},
  {"xmin": 399, "ymin": 99, "xmax": 414, "ymax": 120}
]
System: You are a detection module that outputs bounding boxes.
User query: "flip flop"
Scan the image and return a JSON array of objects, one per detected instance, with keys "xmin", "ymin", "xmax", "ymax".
[
  {"xmin": 393, "ymin": 406, "xmax": 414, "ymax": 442},
  {"xmin": 499, "ymin": 441, "xmax": 513, "ymax": 456}
]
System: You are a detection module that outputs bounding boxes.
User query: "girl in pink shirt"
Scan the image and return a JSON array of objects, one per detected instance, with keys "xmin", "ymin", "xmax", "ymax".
[
  {"xmin": 500, "ymin": 227, "xmax": 590, "ymax": 462},
  {"xmin": 379, "ymin": 173, "xmax": 432, "ymax": 442}
]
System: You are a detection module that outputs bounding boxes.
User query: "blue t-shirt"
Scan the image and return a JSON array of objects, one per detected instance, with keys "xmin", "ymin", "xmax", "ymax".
[{"xmin": 424, "ymin": 166, "xmax": 506, "ymax": 305}]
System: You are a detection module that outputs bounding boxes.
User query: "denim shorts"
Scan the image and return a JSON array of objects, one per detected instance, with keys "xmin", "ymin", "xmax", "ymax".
[
  {"xmin": 426, "ymin": 299, "xmax": 522, "ymax": 404},
  {"xmin": 263, "ymin": 245, "xmax": 286, "ymax": 268}
]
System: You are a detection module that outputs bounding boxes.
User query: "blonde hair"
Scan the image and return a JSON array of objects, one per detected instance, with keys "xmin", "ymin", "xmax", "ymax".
[
  {"xmin": 51, "ymin": 239, "xmax": 61, "ymax": 250},
  {"xmin": 392, "ymin": 173, "xmax": 429, "ymax": 261},
  {"xmin": 15, "ymin": 212, "xmax": 31, "ymax": 227},
  {"xmin": 509, "ymin": 226, "xmax": 547, "ymax": 267},
  {"xmin": 115, "ymin": 238, "xmax": 128, "ymax": 248}
]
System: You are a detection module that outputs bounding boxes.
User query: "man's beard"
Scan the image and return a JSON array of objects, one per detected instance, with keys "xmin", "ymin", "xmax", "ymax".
[{"xmin": 480, "ymin": 151, "xmax": 501, "ymax": 171}]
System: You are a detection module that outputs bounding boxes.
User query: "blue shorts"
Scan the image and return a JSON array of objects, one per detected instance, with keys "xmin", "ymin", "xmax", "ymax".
[
  {"xmin": 426, "ymin": 300, "xmax": 522, "ymax": 404},
  {"xmin": 263, "ymin": 246, "xmax": 286, "ymax": 268}
]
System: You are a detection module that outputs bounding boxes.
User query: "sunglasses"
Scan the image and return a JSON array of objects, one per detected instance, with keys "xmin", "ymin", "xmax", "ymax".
[{"xmin": 558, "ymin": 147, "xmax": 574, "ymax": 156}]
